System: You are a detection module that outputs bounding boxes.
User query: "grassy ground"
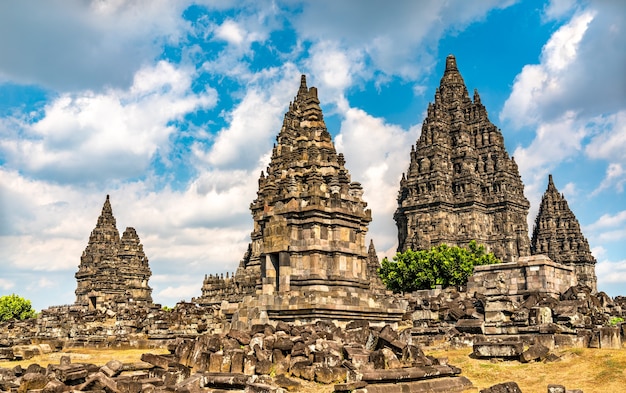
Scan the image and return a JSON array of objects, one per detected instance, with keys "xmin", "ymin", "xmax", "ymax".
[
  {"xmin": 427, "ymin": 346, "xmax": 626, "ymax": 392},
  {"xmin": 2, "ymin": 346, "xmax": 625, "ymax": 392},
  {"xmin": 0, "ymin": 348, "xmax": 169, "ymax": 369}
]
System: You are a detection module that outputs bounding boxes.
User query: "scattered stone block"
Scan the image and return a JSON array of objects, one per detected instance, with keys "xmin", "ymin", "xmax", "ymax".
[
  {"xmin": 480, "ymin": 381, "xmax": 522, "ymax": 393},
  {"xmin": 520, "ymin": 343, "xmax": 549, "ymax": 363},
  {"xmin": 473, "ymin": 342, "xmax": 523, "ymax": 359}
]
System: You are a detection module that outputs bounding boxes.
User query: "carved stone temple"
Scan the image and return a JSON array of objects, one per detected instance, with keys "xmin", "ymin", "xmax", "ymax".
[
  {"xmin": 531, "ymin": 175, "xmax": 598, "ymax": 291},
  {"xmin": 75, "ymin": 195, "xmax": 153, "ymax": 310},
  {"xmin": 394, "ymin": 55, "xmax": 531, "ymax": 262},
  {"xmin": 198, "ymin": 76, "xmax": 404, "ymax": 326}
]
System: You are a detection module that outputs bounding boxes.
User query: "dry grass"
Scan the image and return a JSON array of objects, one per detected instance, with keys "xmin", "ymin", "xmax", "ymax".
[
  {"xmin": 0, "ymin": 348, "xmax": 169, "ymax": 369},
  {"xmin": 2, "ymin": 347, "xmax": 625, "ymax": 392},
  {"xmin": 427, "ymin": 346, "xmax": 626, "ymax": 392}
]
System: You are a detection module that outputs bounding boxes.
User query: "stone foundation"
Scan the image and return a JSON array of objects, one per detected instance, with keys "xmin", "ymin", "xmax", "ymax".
[{"xmin": 467, "ymin": 255, "xmax": 577, "ymax": 300}]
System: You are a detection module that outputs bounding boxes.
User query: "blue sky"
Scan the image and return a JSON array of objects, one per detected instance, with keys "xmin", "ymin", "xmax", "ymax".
[{"xmin": 0, "ymin": 0, "xmax": 624, "ymax": 310}]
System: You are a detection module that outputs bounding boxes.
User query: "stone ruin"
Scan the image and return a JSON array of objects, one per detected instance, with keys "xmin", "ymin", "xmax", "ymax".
[
  {"xmin": 531, "ymin": 175, "xmax": 598, "ymax": 291},
  {"xmin": 394, "ymin": 55, "xmax": 530, "ymax": 262},
  {"xmin": 1, "ymin": 321, "xmax": 475, "ymax": 393},
  {"xmin": 75, "ymin": 195, "xmax": 153, "ymax": 311},
  {"xmin": 197, "ymin": 75, "xmax": 404, "ymax": 327},
  {"xmin": 393, "ymin": 55, "xmax": 596, "ymax": 291},
  {"xmin": 0, "ymin": 55, "xmax": 616, "ymax": 392}
]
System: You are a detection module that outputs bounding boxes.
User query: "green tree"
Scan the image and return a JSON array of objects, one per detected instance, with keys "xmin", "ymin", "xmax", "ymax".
[
  {"xmin": 378, "ymin": 240, "xmax": 500, "ymax": 293},
  {"xmin": 0, "ymin": 294, "xmax": 37, "ymax": 321}
]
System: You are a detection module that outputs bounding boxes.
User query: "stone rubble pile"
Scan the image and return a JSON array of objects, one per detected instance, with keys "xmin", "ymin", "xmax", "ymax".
[
  {"xmin": 0, "ymin": 303, "xmax": 225, "ymax": 360},
  {"xmin": 405, "ymin": 284, "xmax": 625, "ymax": 350},
  {"xmin": 167, "ymin": 320, "xmax": 472, "ymax": 392},
  {"xmin": 0, "ymin": 322, "xmax": 473, "ymax": 393}
]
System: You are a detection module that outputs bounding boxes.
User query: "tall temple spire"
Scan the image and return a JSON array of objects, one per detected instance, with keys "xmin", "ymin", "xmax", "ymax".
[
  {"xmin": 531, "ymin": 175, "xmax": 597, "ymax": 291},
  {"xmin": 198, "ymin": 75, "xmax": 403, "ymax": 323},
  {"xmin": 394, "ymin": 55, "xmax": 530, "ymax": 262}
]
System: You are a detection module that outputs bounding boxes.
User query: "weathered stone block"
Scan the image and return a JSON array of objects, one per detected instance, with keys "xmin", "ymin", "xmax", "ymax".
[
  {"xmin": 479, "ymin": 381, "xmax": 522, "ymax": 393},
  {"xmin": 520, "ymin": 343, "xmax": 549, "ymax": 363},
  {"xmin": 547, "ymin": 385, "xmax": 566, "ymax": 393},
  {"xmin": 473, "ymin": 342, "xmax": 523, "ymax": 359},
  {"xmin": 314, "ymin": 365, "xmax": 346, "ymax": 384},
  {"xmin": 600, "ymin": 326, "xmax": 621, "ymax": 349},
  {"xmin": 208, "ymin": 352, "xmax": 223, "ymax": 373},
  {"xmin": 17, "ymin": 373, "xmax": 48, "ymax": 393},
  {"xmin": 456, "ymin": 319, "xmax": 484, "ymax": 334}
]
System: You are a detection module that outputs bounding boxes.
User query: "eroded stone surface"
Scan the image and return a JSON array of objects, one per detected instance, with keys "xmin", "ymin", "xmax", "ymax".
[{"xmin": 395, "ymin": 54, "xmax": 530, "ymax": 262}]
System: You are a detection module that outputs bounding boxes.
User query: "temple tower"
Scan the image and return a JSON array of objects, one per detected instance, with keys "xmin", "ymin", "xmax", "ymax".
[
  {"xmin": 75, "ymin": 195, "xmax": 153, "ymax": 310},
  {"xmin": 250, "ymin": 75, "xmax": 372, "ymax": 295},
  {"xmin": 394, "ymin": 55, "xmax": 531, "ymax": 261},
  {"xmin": 531, "ymin": 175, "xmax": 597, "ymax": 291},
  {"xmin": 206, "ymin": 76, "xmax": 404, "ymax": 325}
]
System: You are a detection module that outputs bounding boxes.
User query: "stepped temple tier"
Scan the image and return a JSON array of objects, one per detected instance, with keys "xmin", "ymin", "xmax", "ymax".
[
  {"xmin": 394, "ymin": 55, "xmax": 531, "ymax": 262},
  {"xmin": 196, "ymin": 75, "xmax": 405, "ymax": 326},
  {"xmin": 75, "ymin": 195, "xmax": 153, "ymax": 310},
  {"xmin": 531, "ymin": 175, "xmax": 598, "ymax": 292}
]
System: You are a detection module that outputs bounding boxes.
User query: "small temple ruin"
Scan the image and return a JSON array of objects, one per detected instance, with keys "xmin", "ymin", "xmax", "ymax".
[
  {"xmin": 394, "ymin": 55, "xmax": 530, "ymax": 262},
  {"xmin": 531, "ymin": 174, "xmax": 598, "ymax": 291},
  {"xmin": 74, "ymin": 195, "xmax": 153, "ymax": 310}
]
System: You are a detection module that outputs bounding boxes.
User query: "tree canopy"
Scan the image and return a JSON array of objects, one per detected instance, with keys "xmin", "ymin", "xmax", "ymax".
[
  {"xmin": 378, "ymin": 240, "xmax": 500, "ymax": 293},
  {"xmin": 0, "ymin": 294, "xmax": 37, "ymax": 321}
]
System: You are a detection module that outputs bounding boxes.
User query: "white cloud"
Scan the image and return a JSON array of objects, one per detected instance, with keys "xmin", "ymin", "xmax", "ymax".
[
  {"xmin": 586, "ymin": 210, "xmax": 626, "ymax": 231},
  {"xmin": 501, "ymin": 10, "xmax": 595, "ymax": 128},
  {"xmin": 0, "ymin": 61, "xmax": 216, "ymax": 184},
  {"xmin": 596, "ymin": 258, "xmax": 626, "ymax": 284},
  {"xmin": 0, "ymin": 0, "xmax": 190, "ymax": 91},
  {"xmin": 0, "ymin": 278, "xmax": 15, "ymax": 291},
  {"xmin": 334, "ymin": 104, "xmax": 420, "ymax": 257},
  {"xmin": 291, "ymin": 0, "xmax": 514, "ymax": 81},
  {"xmin": 201, "ymin": 65, "xmax": 301, "ymax": 169},
  {"xmin": 502, "ymin": 2, "xmax": 625, "ymax": 128},
  {"xmin": 543, "ymin": 0, "xmax": 578, "ymax": 20},
  {"xmin": 215, "ymin": 20, "xmax": 247, "ymax": 45},
  {"xmin": 513, "ymin": 111, "xmax": 587, "ymax": 201},
  {"xmin": 306, "ymin": 41, "xmax": 364, "ymax": 95},
  {"xmin": 586, "ymin": 111, "xmax": 626, "ymax": 194}
]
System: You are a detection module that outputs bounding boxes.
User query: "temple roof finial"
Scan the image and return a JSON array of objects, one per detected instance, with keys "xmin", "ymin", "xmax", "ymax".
[
  {"xmin": 445, "ymin": 54, "xmax": 457, "ymax": 72},
  {"xmin": 298, "ymin": 74, "xmax": 308, "ymax": 97}
]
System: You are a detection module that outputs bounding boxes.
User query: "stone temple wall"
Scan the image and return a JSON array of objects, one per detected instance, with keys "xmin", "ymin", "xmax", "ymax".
[{"xmin": 467, "ymin": 255, "xmax": 578, "ymax": 300}]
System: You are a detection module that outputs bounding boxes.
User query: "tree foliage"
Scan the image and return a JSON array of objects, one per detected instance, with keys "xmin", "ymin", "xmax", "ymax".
[
  {"xmin": 0, "ymin": 294, "xmax": 37, "ymax": 321},
  {"xmin": 378, "ymin": 240, "xmax": 500, "ymax": 293}
]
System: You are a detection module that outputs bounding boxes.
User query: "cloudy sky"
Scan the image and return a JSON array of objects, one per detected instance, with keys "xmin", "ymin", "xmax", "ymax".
[{"xmin": 0, "ymin": 0, "xmax": 624, "ymax": 310}]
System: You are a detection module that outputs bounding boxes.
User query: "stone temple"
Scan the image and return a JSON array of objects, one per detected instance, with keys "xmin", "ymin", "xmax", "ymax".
[
  {"xmin": 394, "ymin": 55, "xmax": 531, "ymax": 262},
  {"xmin": 198, "ymin": 75, "xmax": 403, "ymax": 325},
  {"xmin": 75, "ymin": 195, "xmax": 153, "ymax": 310},
  {"xmin": 531, "ymin": 175, "xmax": 598, "ymax": 291}
]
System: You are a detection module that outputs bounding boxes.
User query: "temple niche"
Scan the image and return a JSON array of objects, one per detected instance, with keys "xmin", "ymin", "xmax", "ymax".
[
  {"xmin": 394, "ymin": 55, "xmax": 531, "ymax": 262},
  {"xmin": 531, "ymin": 175, "xmax": 598, "ymax": 292},
  {"xmin": 75, "ymin": 195, "xmax": 153, "ymax": 310},
  {"xmin": 198, "ymin": 75, "xmax": 404, "ymax": 326}
]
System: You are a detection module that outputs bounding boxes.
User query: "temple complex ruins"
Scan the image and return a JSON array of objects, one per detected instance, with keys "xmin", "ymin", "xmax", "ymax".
[
  {"xmin": 74, "ymin": 195, "xmax": 153, "ymax": 310},
  {"xmin": 531, "ymin": 175, "xmax": 598, "ymax": 291},
  {"xmin": 394, "ymin": 55, "xmax": 530, "ymax": 262},
  {"xmin": 197, "ymin": 75, "xmax": 404, "ymax": 325},
  {"xmin": 0, "ymin": 55, "xmax": 615, "ymax": 393}
]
